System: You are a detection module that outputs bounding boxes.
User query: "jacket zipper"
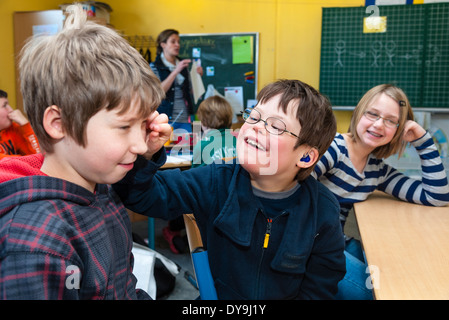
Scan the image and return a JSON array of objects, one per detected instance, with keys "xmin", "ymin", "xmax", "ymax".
[
  {"xmin": 255, "ymin": 211, "xmax": 269, "ymax": 299},
  {"xmin": 263, "ymin": 218, "xmax": 273, "ymax": 249},
  {"xmin": 255, "ymin": 210, "xmax": 287, "ymax": 299}
]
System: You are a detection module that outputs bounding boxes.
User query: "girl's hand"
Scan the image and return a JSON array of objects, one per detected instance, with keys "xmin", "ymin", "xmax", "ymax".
[
  {"xmin": 144, "ymin": 111, "xmax": 171, "ymax": 159},
  {"xmin": 402, "ymin": 120, "xmax": 427, "ymax": 143}
]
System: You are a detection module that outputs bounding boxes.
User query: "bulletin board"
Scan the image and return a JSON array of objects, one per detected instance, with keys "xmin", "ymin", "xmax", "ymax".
[
  {"xmin": 319, "ymin": 3, "xmax": 449, "ymax": 111},
  {"xmin": 179, "ymin": 32, "xmax": 259, "ymax": 114}
]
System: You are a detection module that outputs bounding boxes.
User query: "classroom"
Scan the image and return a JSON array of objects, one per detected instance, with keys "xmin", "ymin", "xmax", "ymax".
[{"xmin": 1, "ymin": 0, "xmax": 449, "ymax": 301}]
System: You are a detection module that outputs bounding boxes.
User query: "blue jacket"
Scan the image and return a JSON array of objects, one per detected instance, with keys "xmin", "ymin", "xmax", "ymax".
[{"xmin": 114, "ymin": 152, "xmax": 346, "ymax": 299}]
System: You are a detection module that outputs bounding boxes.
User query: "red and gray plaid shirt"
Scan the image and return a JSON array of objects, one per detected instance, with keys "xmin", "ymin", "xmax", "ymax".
[{"xmin": 0, "ymin": 154, "xmax": 150, "ymax": 299}]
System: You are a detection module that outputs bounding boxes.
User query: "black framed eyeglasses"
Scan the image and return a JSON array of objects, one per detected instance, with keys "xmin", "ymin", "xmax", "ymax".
[
  {"xmin": 363, "ymin": 110, "xmax": 399, "ymax": 128},
  {"xmin": 241, "ymin": 108, "xmax": 300, "ymax": 139}
]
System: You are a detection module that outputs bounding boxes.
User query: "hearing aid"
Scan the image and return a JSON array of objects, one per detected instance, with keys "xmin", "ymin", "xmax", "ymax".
[{"xmin": 300, "ymin": 154, "xmax": 310, "ymax": 162}]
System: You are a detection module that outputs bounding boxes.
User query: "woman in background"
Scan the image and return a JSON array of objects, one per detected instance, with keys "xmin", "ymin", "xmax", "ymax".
[{"xmin": 150, "ymin": 29, "xmax": 203, "ymax": 129}]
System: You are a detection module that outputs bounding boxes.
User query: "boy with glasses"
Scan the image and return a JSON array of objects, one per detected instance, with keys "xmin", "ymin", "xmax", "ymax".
[{"xmin": 114, "ymin": 79, "xmax": 346, "ymax": 299}]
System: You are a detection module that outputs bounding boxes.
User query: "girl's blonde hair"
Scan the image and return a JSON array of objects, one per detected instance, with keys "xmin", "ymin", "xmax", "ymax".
[{"xmin": 348, "ymin": 84, "xmax": 414, "ymax": 159}]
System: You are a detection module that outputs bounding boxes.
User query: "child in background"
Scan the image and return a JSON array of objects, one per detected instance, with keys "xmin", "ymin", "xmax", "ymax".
[
  {"xmin": 0, "ymin": 4, "xmax": 169, "ymax": 299},
  {"xmin": 163, "ymin": 95, "xmax": 238, "ymax": 254},
  {"xmin": 313, "ymin": 84, "xmax": 449, "ymax": 299},
  {"xmin": 192, "ymin": 95, "xmax": 237, "ymax": 167},
  {"xmin": 0, "ymin": 89, "xmax": 40, "ymax": 159},
  {"xmin": 114, "ymin": 79, "xmax": 346, "ymax": 299}
]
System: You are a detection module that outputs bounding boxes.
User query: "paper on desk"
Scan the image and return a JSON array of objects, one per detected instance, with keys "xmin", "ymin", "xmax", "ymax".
[
  {"xmin": 166, "ymin": 154, "xmax": 193, "ymax": 164},
  {"xmin": 190, "ymin": 60, "xmax": 205, "ymax": 104}
]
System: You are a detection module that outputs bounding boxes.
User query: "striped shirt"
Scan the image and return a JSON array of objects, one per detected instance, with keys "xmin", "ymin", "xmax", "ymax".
[{"xmin": 313, "ymin": 132, "xmax": 449, "ymax": 228}]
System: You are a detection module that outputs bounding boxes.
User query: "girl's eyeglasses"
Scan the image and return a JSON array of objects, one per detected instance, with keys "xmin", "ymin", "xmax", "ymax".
[{"xmin": 363, "ymin": 110, "xmax": 399, "ymax": 128}]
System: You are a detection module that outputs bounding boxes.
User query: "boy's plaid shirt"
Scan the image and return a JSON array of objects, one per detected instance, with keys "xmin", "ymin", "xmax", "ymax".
[{"xmin": 0, "ymin": 154, "xmax": 149, "ymax": 299}]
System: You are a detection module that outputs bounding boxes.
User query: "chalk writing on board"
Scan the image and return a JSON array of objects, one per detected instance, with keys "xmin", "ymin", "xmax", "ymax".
[
  {"xmin": 397, "ymin": 45, "xmax": 422, "ymax": 66},
  {"xmin": 334, "ymin": 40, "xmax": 345, "ymax": 67},
  {"xmin": 370, "ymin": 41, "xmax": 382, "ymax": 67},
  {"xmin": 180, "ymin": 37, "xmax": 216, "ymax": 57},
  {"xmin": 384, "ymin": 41, "xmax": 395, "ymax": 67},
  {"xmin": 426, "ymin": 44, "xmax": 441, "ymax": 66},
  {"xmin": 332, "ymin": 40, "xmax": 440, "ymax": 69}
]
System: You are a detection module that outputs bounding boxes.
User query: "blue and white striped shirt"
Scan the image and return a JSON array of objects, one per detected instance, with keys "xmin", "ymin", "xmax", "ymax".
[{"xmin": 313, "ymin": 132, "xmax": 449, "ymax": 227}]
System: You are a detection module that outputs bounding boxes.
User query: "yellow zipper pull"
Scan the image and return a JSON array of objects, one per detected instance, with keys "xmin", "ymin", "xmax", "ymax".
[
  {"xmin": 263, "ymin": 218, "xmax": 272, "ymax": 249},
  {"xmin": 263, "ymin": 233, "xmax": 270, "ymax": 248}
]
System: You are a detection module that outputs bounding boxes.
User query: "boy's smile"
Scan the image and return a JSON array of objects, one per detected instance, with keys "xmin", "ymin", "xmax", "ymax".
[
  {"xmin": 245, "ymin": 136, "xmax": 266, "ymax": 151},
  {"xmin": 118, "ymin": 162, "xmax": 135, "ymax": 170}
]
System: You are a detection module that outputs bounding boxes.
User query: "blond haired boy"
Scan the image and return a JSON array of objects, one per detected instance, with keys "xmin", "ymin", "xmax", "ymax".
[{"xmin": 0, "ymin": 5, "xmax": 170, "ymax": 299}]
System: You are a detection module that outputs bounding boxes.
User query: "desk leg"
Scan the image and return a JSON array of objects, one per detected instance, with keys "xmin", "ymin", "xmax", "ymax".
[{"xmin": 147, "ymin": 217, "xmax": 155, "ymax": 249}]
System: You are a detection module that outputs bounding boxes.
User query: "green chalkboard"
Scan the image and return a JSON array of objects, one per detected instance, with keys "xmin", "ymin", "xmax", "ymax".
[
  {"xmin": 319, "ymin": 3, "xmax": 449, "ymax": 110},
  {"xmin": 179, "ymin": 33, "xmax": 258, "ymax": 114}
]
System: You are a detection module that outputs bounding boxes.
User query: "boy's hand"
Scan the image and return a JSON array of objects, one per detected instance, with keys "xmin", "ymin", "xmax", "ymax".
[
  {"xmin": 8, "ymin": 109, "xmax": 29, "ymax": 126},
  {"xmin": 144, "ymin": 111, "xmax": 171, "ymax": 160},
  {"xmin": 402, "ymin": 120, "xmax": 427, "ymax": 143}
]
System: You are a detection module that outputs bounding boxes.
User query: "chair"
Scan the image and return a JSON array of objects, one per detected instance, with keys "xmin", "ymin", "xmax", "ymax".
[{"xmin": 183, "ymin": 214, "xmax": 218, "ymax": 300}]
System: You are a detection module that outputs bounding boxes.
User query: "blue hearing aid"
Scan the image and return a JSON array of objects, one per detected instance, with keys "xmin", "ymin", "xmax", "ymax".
[{"xmin": 300, "ymin": 154, "xmax": 310, "ymax": 162}]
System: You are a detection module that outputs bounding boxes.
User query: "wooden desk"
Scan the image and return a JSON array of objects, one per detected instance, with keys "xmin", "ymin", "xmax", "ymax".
[
  {"xmin": 354, "ymin": 191, "xmax": 449, "ymax": 300},
  {"xmin": 161, "ymin": 161, "xmax": 191, "ymax": 169}
]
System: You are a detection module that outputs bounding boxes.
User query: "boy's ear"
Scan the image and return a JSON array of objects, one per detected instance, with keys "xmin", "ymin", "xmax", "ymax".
[
  {"xmin": 43, "ymin": 105, "xmax": 65, "ymax": 140},
  {"xmin": 296, "ymin": 147, "xmax": 319, "ymax": 169}
]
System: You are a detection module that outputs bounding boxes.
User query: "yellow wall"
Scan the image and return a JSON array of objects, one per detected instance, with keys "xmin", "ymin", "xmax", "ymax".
[
  {"xmin": 0, "ymin": 0, "xmax": 61, "ymax": 108},
  {"xmin": 0, "ymin": 0, "xmax": 363, "ymax": 132}
]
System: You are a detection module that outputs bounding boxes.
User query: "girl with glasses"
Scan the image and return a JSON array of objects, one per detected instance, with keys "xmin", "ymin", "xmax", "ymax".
[{"xmin": 313, "ymin": 84, "xmax": 449, "ymax": 300}]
